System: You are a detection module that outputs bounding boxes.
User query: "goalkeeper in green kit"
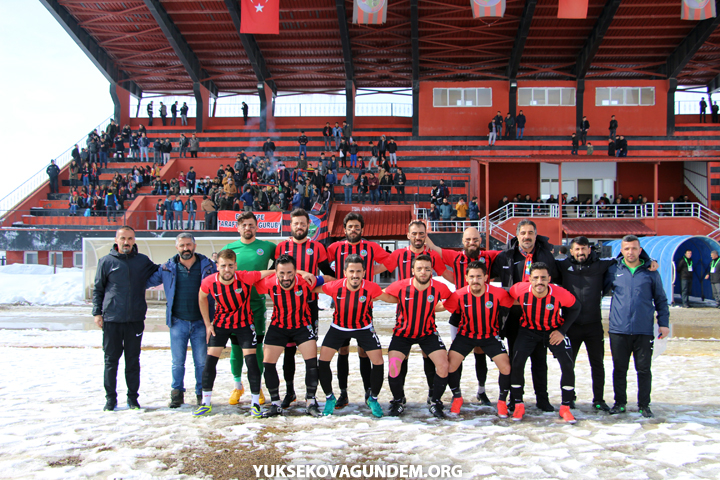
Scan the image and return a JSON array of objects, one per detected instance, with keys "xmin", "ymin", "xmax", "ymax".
[{"xmin": 222, "ymin": 211, "xmax": 276, "ymax": 405}]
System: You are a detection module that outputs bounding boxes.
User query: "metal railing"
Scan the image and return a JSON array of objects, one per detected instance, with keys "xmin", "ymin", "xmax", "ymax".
[{"xmin": 0, "ymin": 116, "xmax": 114, "ymax": 215}]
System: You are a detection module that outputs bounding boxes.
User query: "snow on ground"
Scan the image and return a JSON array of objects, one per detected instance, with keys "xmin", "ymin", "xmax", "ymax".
[{"xmin": 0, "ymin": 265, "xmax": 84, "ymax": 305}]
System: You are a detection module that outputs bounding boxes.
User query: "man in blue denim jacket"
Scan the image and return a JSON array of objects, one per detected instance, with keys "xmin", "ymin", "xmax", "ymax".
[{"xmin": 147, "ymin": 233, "xmax": 217, "ymax": 408}]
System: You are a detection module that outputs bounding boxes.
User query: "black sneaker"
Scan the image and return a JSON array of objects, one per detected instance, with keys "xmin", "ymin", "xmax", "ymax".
[
  {"xmin": 609, "ymin": 403, "xmax": 627, "ymax": 415},
  {"xmin": 593, "ymin": 401, "xmax": 611, "ymax": 412},
  {"xmin": 477, "ymin": 392, "xmax": 492, "ymax": 406},
  {"xmin": 536, "ymin": 400, "xmax": 555, "ymax": 412},
  {"xmin": 429, "ymin": 401, "xmax": 446, "ymax": 419},
  {"xmin": 280, "ymin": 392, "xmax": 297, "ymax": 409},
  {"xmin": 127, "ymin": 399, "xmax": 141, "ymax": 410},
  {"xmin": 335, "ymin": 392, "xmax": 349, "ymax": 409},
  {"xmin": 169, "ymin": 389, "xmax": 184, "ymax": 409},
  {"xmin": 306, "ymin": 401, "xmax": 322, "ymax": 417},
  {"xmin": 103, "ymin": 400, "xmax": 117, "ymax": 411},
  {"xmin": 261, "ymin": 404, "xmax": 283, "ymax": 418},
  {"xmin": 388, "ymin": 399, "xmax": 405, "ymax": 417},
  {"xmin": 639, "ymin": 406, "xmax": 654, "ymax": 418}
]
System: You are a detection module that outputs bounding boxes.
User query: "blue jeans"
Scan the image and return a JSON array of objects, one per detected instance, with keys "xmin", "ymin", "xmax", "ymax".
[
  {"xmin": 299, "ymin": 145, "xmax": 307, "ymax": 156},
  {"xmin": 156, "ymin": 213, "xmax": 163, "ymax": 229},
  {"xmin": 517, "ymin": 127, "xmax": 524, "ymax": 139},
  {"xmin": 169, "ymin": 316, "xmax": 206, "ymax": 395},
  {"xmin": 140, "ymin": 146, "xmax": 149, "ymax": 162},
  {"xmin": 350, "ymin": 154, "xmax": 357, "ymax": 167},
  {"xmin": 186, "ymin": 211, "xmax": 196, "ymax": 230},
  {"xmin": 369, "ymin": 189, "xmax": 379, "ymax": 204},
  {"xmin": 69, "ymin": 204, "xmax": 77, "ymax": 215},
  {"xmin": 344, "ymin": 186, "xmax": 353, "ymax": 204},
  {"xmin": 174, "ymin": 211, "xmax": 183, "ymax": 229},
  {"xmin": 165, "ymin": 212, "xmax": 174, "ymax": 229},
  {"xmin": 99, "ymin": 151, "xmax": 108, "ymax": 168}
]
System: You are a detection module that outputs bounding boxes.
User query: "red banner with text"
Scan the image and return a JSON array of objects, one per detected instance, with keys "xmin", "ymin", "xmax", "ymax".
[{"xmin": 217, "ymin": 211, "xmax": 283, "ymax": 232}]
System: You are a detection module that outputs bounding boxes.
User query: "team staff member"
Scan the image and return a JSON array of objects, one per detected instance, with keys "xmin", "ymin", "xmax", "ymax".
[
  {"xmin": 222, "ymin": 212, "xmax": 277, "ymax": 405},
  {"xmin": 382, "ymin": 220, "xmax": 451, "ymax": 404},
  {"xmin": 491, "ymin": 219, "xmax": 558, "ymax": 412},
  {"xmin": 254, "ymin": 255, "xmax": 324, "ymax": 417},
  {"xmin": 704, "ymin": 250, "xmax": 720, "ymax": 307},
  {"xmin": 383, "ymin": 255, "xmax": 454, "ymax": 418},
  {"xmin": 676, "ymin": 249, "xmax": 694, "ymax": 308},
  {"xmin": 606, "ymin": 235, "xmax": 669, "ymax": 418},
  {"xmin": 275, "ymin": 209, "xmax": 335, "ymax": 408},
  {"xmin": 315, "ymin": 254, "xmax": 396, "ymax": 418},
  {"xmin": 93, "ymin": 226, "xmax": 159, "ymax": 411},
  {"xmin": 193, "ymin": 250, "xmax": 275, "ymax": 417},
  {"xmin": 426, "ymin": 227, "xmax": 500, "ymax": 406},
  {"xmin": 327, "ymin": 212, "xmax": 390, "ymax": 408},
  {"xmin": 441, "ymin": 261, "xmax": 514, "ymax": 416},
  {"xmin": 146, "ymin": 233, "xmax": 217, "ymax": 408},
  {"xmin": 508, "ymin": 263, "xmax": 580, "ymax": 423}
]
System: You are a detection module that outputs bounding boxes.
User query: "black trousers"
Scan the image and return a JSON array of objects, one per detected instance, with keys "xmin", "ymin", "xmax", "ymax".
[
  {"xmin": 103, "ymin": 321, "xmax": 144, "ymax": 402},
  {"xmin": 502, "ymin": 306, "xmax": 549, "ymax": 401},
  {"xmin": 49, "ymin": 176, "xmax": 59, "ymax": 194},
  {"xmin": 681, "ymin": 278, "xmax": 692, "ymax": 306},
  {"xmin": 567, "ymin": 321, "xmax": 606, "ymax": 402},
  {"xmin": 609, "ymin": 333, "xmax": 653, "ymax": 407}
]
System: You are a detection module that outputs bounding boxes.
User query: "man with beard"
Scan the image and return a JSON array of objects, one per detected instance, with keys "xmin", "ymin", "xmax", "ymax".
[
  {"xmin": 315, "ymin": 254, "xmax": 396, "ymax": 417},
  {"xmin": 384, "ymin": 255, "xmax": 454, "ymax": 418},
  {"xmin": 442, "ymin": 261, "xmax": 514, "ymax": 416},
  {"xmin": 508, "ymin": 263, "xmax": 580, "ymax": 423},
  {"xmin": 93, "ymin": 226, "xmax": 159, "ymax": 411},
  {"xmin": 555, "ymin": 236, "xmax": 656, "ymax": 412},
  {"xmin": 326, "ymin": 213, "xmax": 390, "ymax": 408},
  {"xmin": 193, "ymin": 250, "xmax": 275, "ymax": 417},
  {"xmin": 274, "ymin": 209, "xmax": 336, "ymax": 409},
  {"xmin": 382, "ymin": 221, "xmax": 452, "ymax": 404},
  {"xmin": 146, "ymin": 233, "xmax": 217, "ymax": 408},
  {"xmin": 221, "ymin": 212, "xmax": 277, "ymax": 406},
  {"xmin": 254, "ymin": 255, "xmax": 325, "ymax": 417},
  {"xmin": 491, "ymin": 220, "xmax": 558, "ymax": 412},
  {"xmin": 426, "ymin": 227, "xmax": 500, "ymax": 406}
]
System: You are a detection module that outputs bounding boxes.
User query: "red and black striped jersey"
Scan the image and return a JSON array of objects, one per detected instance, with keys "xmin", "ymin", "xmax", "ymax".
[
  {"xmin": 441, "ymin": 249, "xmax": 500, "ymax": 288},
  {"xmin": 443, "ymin": 284, "xmax": 514, "ymax": 339},
  {"xmin": 200, "ymin": 271, "xmax": 262, "ymax": 329},
  {"xmin": 322, "ymin": 279, "xmax": 383, "ymax": 330},
  {"xmin": 255, "ymin": 274, "xmax": 317, "ymax": 329},
  {"xmin": 275, "ymin": 238, "xmax": 328, "ymax": 300},
  {"xmin": 509, "ymin": 282, "xmax": 576, "ymax": 331},
  {"xmin": 382, "ymin": 246, "xmax": 446, "ymax": 280},
  {"xmin": 327, "ymin": 239, "xmax": 390, "ymax": 280},
  {"xmin": 384, "ymin": 278, "xmax": 453, "ymax": 338}
]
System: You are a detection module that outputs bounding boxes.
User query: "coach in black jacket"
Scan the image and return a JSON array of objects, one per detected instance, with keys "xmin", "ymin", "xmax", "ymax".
[
  {"xmin": 93, "ymin": 226, "xmax": 159, "ymax": 411},
  {"xmin": 491, "ymin": 219, "xmax": 558, "ymax": 411}
]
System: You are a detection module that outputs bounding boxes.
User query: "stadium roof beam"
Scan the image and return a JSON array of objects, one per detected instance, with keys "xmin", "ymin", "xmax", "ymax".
[
  {"xmin": 660, "ymin": 2, "xmax": 720, "ymax": 79},
  {"xmin": 708, "ymin": 72, "xmax": 720, "ymax": 93},
  {"xmin": 573, "ymin": 0, "xmax": 622, "ymax": 79},
  {"xmin": 38, "ymin": 0, "xmax": 142, "ymax": 98},
  {"xmin": 141, "ymin": 0, "xmax": 219, "ymax": 98},
  {"xmin": 336, "ymin": 0, "xmax": 356, "ymax": 126},
  {"xmin": 507, "ymin": 0, "xmax": 537, "ymax": 117}
]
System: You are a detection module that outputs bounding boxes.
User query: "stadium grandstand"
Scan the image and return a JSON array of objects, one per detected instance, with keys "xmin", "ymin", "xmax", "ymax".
[{"xmin": 2, "ymin": 0, "xmax": 720, "ymax": 267}]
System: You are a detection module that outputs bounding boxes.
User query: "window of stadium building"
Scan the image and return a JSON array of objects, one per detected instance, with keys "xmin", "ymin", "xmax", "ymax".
[
  {"xmin": 596, "ymin": 87, "xmax": 655, "ymax": 106},
  {"xmin": 518, "ymin": 87, "xmax": 575, "ymax": 107},
  {"xmin": 433, "ymin": 88, "xmax": 492, "ymax": 107}
]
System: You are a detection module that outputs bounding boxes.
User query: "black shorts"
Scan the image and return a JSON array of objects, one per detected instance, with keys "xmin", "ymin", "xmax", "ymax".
[
  {"xmin": 450, "ymin": 334, "xmax": 507, "ymax": 359},
  {"xmin": 323, "ymin": 325, "xmax": 382, "ymax": 352},
  {"xmin": 264, "ymin": 324, "xmax": 317, "ymax": 348},
  {"xmin": 388, "ymin": 332, "xmax": 446, "ymax": 357},
  {"xmin": 208, "ymin": 324, "xmax": 257, "ymax": 349},
  {"xmin": 341, "ymin": 305, "xmax": 373, "ymax": 348}
]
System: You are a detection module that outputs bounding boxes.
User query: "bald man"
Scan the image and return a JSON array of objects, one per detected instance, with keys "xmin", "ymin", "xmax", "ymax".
[{"xmin": 426, "ymin": 227, "xmax": 500, "ymax": 405}]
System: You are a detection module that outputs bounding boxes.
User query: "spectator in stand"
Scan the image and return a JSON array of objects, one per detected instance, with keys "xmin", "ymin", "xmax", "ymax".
[
  {"xmin": 505, "ymin": 112, "xmax": 515, "ymax": 140},
  {"xmin": 69, "ymin": 159, "xmax": 80, "ymax": 188},
  {"xmin": 349, "ymin": 139, "xmax": 359, "ymax": 168},
  {"xmin": 379, "ymin": 170, "xmax": 393, "ymax": 205},
  {"xmin": 241, "ymin": 101, "xmax": 249, "ymax": 124},
  {"xmin": 378, "ymin": 134, "xmax": 387, "ymax": 160},
  {"xmin": 171, "ymin": 101, "xmax": 178, "ymax": 126},
  {"xmin": 81, "ymin": 162, "xmax": 91, "ymax": 188},
  {"xmin": 428, "ymin": 202, "xmax": 440, "ymax": 230},
  {"xmin": 69, "ymin": 191, "xmax": 79, "ymax": 216},
  {"xmin": 468, "ymin": 196, "xmax": 480, "ymax": 220},
  {"xmin": 332, "ymin": 122, "xmax": 342, "ymax": 151},
  {"xmin": 494, "ymin": 111, "xmax": 503, "ymax": 135},
  {"xmin": 139, "ymin": 133, "xmax": 150, "ymax": 163},
  {"xmin": 609, "ymin": 115, "xmax": 618, "ymax": 141},
  {"xmin": 189, "ymin": 134, "xmax": 200, "ymax": 159},
  {"xmin": 498, "ymin": 195, "xmax": 509, "ymax": 209},
  {"xmin": 571, "ymin": 133, "xmax": 579, "ymax": 155},
  {"xmin": 179, "ymin": 134, "xmax": 188, "ymax": 158},
  {"xmin": 587, "ymin": 142, "xmax": 594, "ymax": 155},
  {"xmin": 187, "ymin": 166, "xmax": 196, "ymax": 195},
  {"xmin": 488, "ymin": 118, "xmax": 497, "ymax": 147},
  {"xmin": 153, "ymin": 138, "xmax": 162, "ymax": 164},
  {"xmin": 580, "ymin": 116, "xmax": 590, "ymax": 146},
  {"xmin": 106, "ymin": 120, "xmax": 118, "ymax": 140},
  {"xmin": 173, "ymin": 196, "xmax": 184, "ymax": 229},
  {"xmin": 455, "ymin": 197, "xmax": 468, "ymax": 221},
  {"xmin": 713, "ymin": 101, "xmax": 719, "ymax": 123},
  {"xmin": 129, "ymin": 133, "xmax": 139, "ymax": 160},
  {"xmin": 616, "ymin": 135, "xmax": 628, "ymax": 157},
  {"xmin": 608, "ymin": 138, "xmax": 616, "ymax": 157},
  {"xmin": 47, "ymin": 160, "xmax": 60, "ymax": 194},
  {"xmin": 298, "ymin": 130, "xmax": 309, "ymax": 157},
  {"xmin": 201, "ymin": 195, "xmax": 216, "ymax": 230},
  {"xmin": 164, "ymin": 195, "xmax": 174, "ymax": 229},
  {"xmin": 297, "ymin": 154, "xmax": 308, "ymax": 172},
  {"xmin": 516, "ymin": 110, "xmax": 526, "ymax": 139},
  {"xmin": 394, "ymin": 167, "xmax": 407, "ymax": 204},
  {"xmin": 325, "ymin": 169, "xmax": 337, "ymax": 200},
  {"xmin": 114, "ymin": 135, "xmax": 125, "ymax": 162},
  {"xmin": 263, "ymin": 137, "xmax": 275, "ymax": 159},
  {"xmin": 387, "ymin": 137, "xmax": 398, "ymax": 169},
  {"xmin": 240, "ymin": 187, "xmax": 254, "ymax": 212},
  {"xmin": 357, "ymin": 171, "xmax": 369, "ymax": 204},
  {"xmin": 439, "ymin": 197, "xmax": 453, "ymax": 231},
  {"xmin": 155, "ymin": 198, "xmax": 165, "ymax": 229},
  {"xmin": 341, "ymin": 169, "xmax": 354, "ymax": 204},
  {"xmin": 368, "ymin": 141, "xmax": 379, "ymax": 170},
  {"xmin": 322, "ymin": 122, "xmax": 332, "ymax": 152},
  {"xmin": 160, "ymin": 102, "xmax": 167, "ymax": 126},
  {"xmin": 367, "ymin": 172, "xmax": 380, "ymax": 205},
  {"xmin": 342, "ymin": 120, "xmax": 352, "ymax": 140},
  {"xmin": 700, "ymin": 97, "xmax": 708, "ymax": 123},
  {"xmin": 147, "ymin": 101, "xmax": 154, "ymax": 126},
  {"xmin": 163, "ymin": 138, "xmax": 172, "ymax": 165},
  {"xmin": 105, "ymin": 190, "xmax": 119, "ymax": 222},
  {"xmin": 292, "ymin": 188, "xmax": 302, "ymax": 210},
  {"xmin": 88, "ymin": 135, "xmax": 99, "ymax": 164},
  {"xmin": 178, "ymin": 171, "xmax": 187, "ymax": 195},
  {"xmin": 338, "ymin": 138, "xmax": 349, "ymax": 168},
  {"xmin": 180, "ymin": 102, "xmax": 189, "ymax": 126}
]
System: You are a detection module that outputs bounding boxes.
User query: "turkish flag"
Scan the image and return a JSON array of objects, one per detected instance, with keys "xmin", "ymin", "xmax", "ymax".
[
  {"xmin": 558, "ymin": 0, "xmax": 588, "ymax": 19},
  {"xmin": 240, "ymin": 0, "xmax": 279, "ymax": 34}
]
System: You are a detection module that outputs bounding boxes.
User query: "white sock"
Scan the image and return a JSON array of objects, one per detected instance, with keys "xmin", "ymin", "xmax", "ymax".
[
  {"xmin": 202, "ymin": 391, "xmax": 212, "ymax": 406},
  {"xmin": 272, "ymin": 400, "xmax": 281, "ymax": 407},
  {"xmin": 251, "ymin": 394, "xmax": 260, "ymax": 405},
  {"xmin": 234, "ymin": 380, "xmax": 244, "ymax": 391}
]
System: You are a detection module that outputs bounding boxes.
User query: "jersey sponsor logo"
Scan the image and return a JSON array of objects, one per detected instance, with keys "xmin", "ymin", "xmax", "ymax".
[
  {"xmin": 485, "ymin": 301, "xmax": 494, "ymax": 309},
  {"xmin": 360, "ymin": 249, "xmax": 368, "ymax": 257},
  {"xmin": 359, "ymin": 295, "xmax": 367, "ymax": 303},
  {"xmin": 427, "ymin": 295, "xmax": 435, "ymax": 302},
  {"xmin": 256, "ymin": 248, "xmax": 264, "ymax": 256},
  {"xmin": 546, "ymin": 304, "xmax": 554, "ymax": 310},
  {"xmin": 306, "ymin": 248, "xmax": 314, "ymax": 256}
]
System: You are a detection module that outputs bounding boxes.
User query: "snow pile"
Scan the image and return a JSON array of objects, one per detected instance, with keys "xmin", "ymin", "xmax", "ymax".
[{"xmin": 0, "ymin": 266, "xmax": 84, "ymax": 305}]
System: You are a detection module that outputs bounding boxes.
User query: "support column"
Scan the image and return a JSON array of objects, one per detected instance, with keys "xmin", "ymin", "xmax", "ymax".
[
  {"xmin": 509, "ymin": 81, "xmax": 517, "ymax": 118},
  {"xmin": 557, "ymin": 162, "xmax": 563, "ymax": 245},
  {"xmin": 576, "ymin": 79, "xmax": 585, "ymax": 134},
  {"xmin": 193, "ymin": 82, "xmax": 211, "ymax": 132},
  {"xmin": 485, "ymin": 162, "xmax": 490, "ymax": 250},
  {"xmin": 346, "ymin": 80, "xmax": 356, "ymax": 131},
  {"xmin": 667, "ymin": 78, "xmax": 678, "ymax": 136},
  {"xmin": 653, "ymin": 162, "xmax": 659, "ymax": 233},
  {"xmin": 259, "ymin": 81, "xmax": 275, "ymax": 132},
  {"xmin": 110, "ymin": 83, "xmax": 133, "ymax": 127}
]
